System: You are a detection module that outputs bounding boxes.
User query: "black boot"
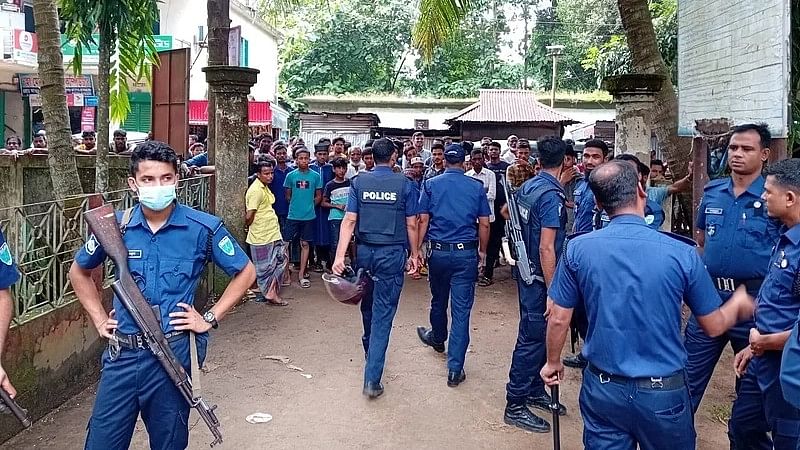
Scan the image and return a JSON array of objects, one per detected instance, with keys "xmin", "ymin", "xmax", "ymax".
[
  {"xmin": 503, "ymin": 403, "xmax": 551, "ymax": 433},
  {"xmin": 363, "ymin": 381, "xmax": 384, "ymax": 399},
  {"xmin": 447, "ymin": 370, "xmax": 466, "ymax": 387},
  {"xmin": 416, "ymin": 326, "xmax": 445, "ymax": 353},
  {"xmin": 527, "ymin": 392, "xmax": 567, "ymax": 416},
  {"xmin": 563, "ymin": 353, "xmax": 587, "ymax": 369}
]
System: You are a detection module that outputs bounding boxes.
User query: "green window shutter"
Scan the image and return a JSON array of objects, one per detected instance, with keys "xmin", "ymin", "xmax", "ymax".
[
  {"xmin": 124, "ymin": 93, "xmax": 152, "ymax": 132},
  {"xmin": 241, "ymin": 38, "xmax": 248, "ymax": 67}
]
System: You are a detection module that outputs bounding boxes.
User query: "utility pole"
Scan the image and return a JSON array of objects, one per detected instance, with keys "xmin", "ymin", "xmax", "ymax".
[{"xmin": 546, "ymin": 45, "xmax": 564, "ymax": 108}]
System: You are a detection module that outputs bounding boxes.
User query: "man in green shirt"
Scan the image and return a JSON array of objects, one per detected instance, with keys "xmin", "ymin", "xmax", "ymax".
[{"xmin": 284, "ymin": 149, "xmax": 322, "ymax": 288}]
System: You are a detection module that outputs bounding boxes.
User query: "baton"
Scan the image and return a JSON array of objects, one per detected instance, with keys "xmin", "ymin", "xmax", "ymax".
[
  {"xmin": 0, "ymin": 388, "xmax": 32, "ymax": 428},
  {"xmin": 550, "ymin": 385, "xmax": 561, "ymax": 450}
]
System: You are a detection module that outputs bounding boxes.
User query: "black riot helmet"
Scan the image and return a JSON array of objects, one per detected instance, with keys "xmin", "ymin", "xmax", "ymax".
[{"xmin": 321, "ymin": 267, "xmax": 372, "ymax": 305}]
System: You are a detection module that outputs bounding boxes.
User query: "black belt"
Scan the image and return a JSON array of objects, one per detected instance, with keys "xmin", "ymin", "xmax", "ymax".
[
  {"xmin": 430, "ymin": 241, "xmax": 477, "ymax": 251},
  {"xmin": 587, "ymin": 363, "xmax": 685, "ymax": 390},
  {"xmin": 113, "ymin": 330, "xmax": 186, "ymax": 350},
  {"xmin": 713, "ymin": 277, "xmax": 763, "ymax": 293}
]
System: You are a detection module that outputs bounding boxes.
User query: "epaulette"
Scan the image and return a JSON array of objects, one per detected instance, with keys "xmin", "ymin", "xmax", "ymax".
[
  {"xmin": 703, "ymin": 178, "xmax": 729, "ymax": 191},
  {"xmin": 658, "ymin": 230, "xmax": 697, "ymax": 247},
  {"xmin": 561, "ymin": 230, "xmax": 590, "ymax": 254},
  {"xmin": 184, "ymin": 206, "xmax": 223, "ymax": 233},
  {"xmin": 465, "ymin": 176, "xmax": 484, "ymax": 185}
]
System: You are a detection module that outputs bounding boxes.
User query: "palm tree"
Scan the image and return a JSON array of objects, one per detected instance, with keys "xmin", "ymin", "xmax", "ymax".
[
  {"xmin": 61, "ymin": 0, "xmax": 160, "ymax": 193},
  {"xmin": 32, "ymin": 0, "xmax": 84, "ymax": 199}
]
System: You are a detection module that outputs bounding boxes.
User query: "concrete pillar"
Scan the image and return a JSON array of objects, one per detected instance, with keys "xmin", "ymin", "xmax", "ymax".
[
  {"xmin": 601, "ymin": 74, "xmax": 665, "ymax": 165},
  {"xmin": 202, "ymin": 66, "xmax": 259, "ymax": 247}
]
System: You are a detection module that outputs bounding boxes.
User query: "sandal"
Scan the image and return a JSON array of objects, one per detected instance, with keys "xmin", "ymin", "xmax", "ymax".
[
  {"xmin": 478, "ymin": 277, "xmax": 493, "ymax": 287},
  {"xmin": 410, "ymin": 271, "xmax": 422, "ymax": 280},
  {"xmin": 266, "ymin": 299, "xmax": 288, "ymax": 306},
  {"xmin": 299, "ymin": 278, "xmax": 311, "ymax": 288}
]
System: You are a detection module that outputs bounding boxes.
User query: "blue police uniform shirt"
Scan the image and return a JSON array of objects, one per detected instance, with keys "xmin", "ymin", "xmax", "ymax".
[
  {"xmin": 0, "ymin": 230, "xmax": 20, "ymax": 290},
  {"xmin": 573, "ymin": 178, "xmax": 595, "ymax": 233},
  {"xmin": 269, "ymin": 163, "xmax": 294, "ymax": 216},
  {"xmin": 74, "ymin": 203, "xmax": 249, "ymax": 335},
  {"xmin": 697, "ymin": 176, "xmax": 781, "ymax": 282},
  {"xmin": 755, "ymin": 223, "xmax": 800, "ymax": 335},
  {"xmin": 419, "ymin": 168, "xmax": 491, "ymax": 243},
  {"xmin": 550, "ymin": 214, "xmax": 721, "ymax": 377},
  {"xmin": 516, "ymin": 172, "xmax": 567, "ymax": 272},
  {"xmin": 346, "ymin": 166, "xmax": 419, "ymax": 217},
  {"xmin": 184, "ymin": 152, "xmax": 208, "ymax": 167}
]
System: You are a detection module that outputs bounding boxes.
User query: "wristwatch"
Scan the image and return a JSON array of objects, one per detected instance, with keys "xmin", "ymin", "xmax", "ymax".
[{"xmin": 202, "ymin": 311, "xmax": 219, "ymax": 329}]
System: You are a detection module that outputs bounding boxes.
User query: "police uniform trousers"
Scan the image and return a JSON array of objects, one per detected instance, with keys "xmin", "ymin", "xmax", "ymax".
[
  {"xmin": 684, "ymin": 292, "xmax": 752, "ymax": 412},
  {"xmin": 85, "ymin": 335, "xmax": 206, "ymax": 450},
  {"xmin": 728, "ymin": 353, "xmax": 800, "ymax": 450},
  {"xmin": 357, "ymin": 243, "xmax": 406, "ymax": 384},
  {"xmin": 579, "ymin": 366, "xmax": 695, "ymax": 450},
  {"xmin": 428, "ymin": 246, "xmax": 478, "ymax": 372},
  {"xmin": 506, "ymin": 272, "xmax": 547, "ymax": 404}
]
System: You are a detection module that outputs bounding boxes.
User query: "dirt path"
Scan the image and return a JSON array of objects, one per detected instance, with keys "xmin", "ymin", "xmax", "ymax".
[{"xmin": 3, "ymin": 267, "xmax": 734, "ymax": 449}]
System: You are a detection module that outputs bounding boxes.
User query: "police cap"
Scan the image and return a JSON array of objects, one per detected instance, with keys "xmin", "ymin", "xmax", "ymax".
[{"xmin": 444, "ymin": 144, "xmax": 465, "ymax": 163}]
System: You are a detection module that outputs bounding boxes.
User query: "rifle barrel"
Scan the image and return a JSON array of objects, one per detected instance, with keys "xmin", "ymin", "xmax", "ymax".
[{"xmin": 0, "ymin": 389, "xmax": 31, "ymax": 428}]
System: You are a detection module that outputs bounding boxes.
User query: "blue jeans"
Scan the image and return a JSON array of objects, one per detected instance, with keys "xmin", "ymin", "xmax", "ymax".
[
  {"xmin": 579, "ymin": 367, "xmax": 695, "ymax": 450},
  {"xmin": 728, "ymin": 355, "xmax": 800, "ymax": 450},
  {"xmin": 356, "ymin": 243, "xmax": 405, "ymax": 384},
  {"xmin": 428, "ymin": 247, "xmax": 478, "ymax": 372},
  {"xmin": 506, "ymin": 275, "xmax": 547, "ymax": 404},
  {"xmin": 85, "ymin": 335, "xmax": 207, "ymax": 450},
  {"xmin": 329, "ymin": 219, "xmax": 343, "ymax": 256}
]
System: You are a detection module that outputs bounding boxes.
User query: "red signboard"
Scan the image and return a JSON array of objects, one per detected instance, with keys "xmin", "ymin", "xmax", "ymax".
[
  {"xmin": 80, "ymin": 107, "xmax": 95, "ymax": 131},
  {"xmin": 189, "ymin": 99, "xmax": 272, "ymax": 126}
]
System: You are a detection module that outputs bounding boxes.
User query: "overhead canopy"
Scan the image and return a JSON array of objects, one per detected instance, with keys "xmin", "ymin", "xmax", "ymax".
[
  {"xmin": 189, "ymin": 99, "xmax": 272, "ymax": 126},
  {"xmin": 447, "ymin": 89, "xmax": 578, "ymax": 125}
]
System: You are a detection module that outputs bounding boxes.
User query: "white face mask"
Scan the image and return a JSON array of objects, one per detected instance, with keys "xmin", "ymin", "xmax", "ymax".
[{"xmin": 136, "ymin": 183, "xmax": 176, "ymax": 211}]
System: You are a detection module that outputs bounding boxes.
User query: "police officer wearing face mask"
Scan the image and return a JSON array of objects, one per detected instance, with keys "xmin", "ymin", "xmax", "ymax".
[
  {"xmin": 69, "ymin": 141, "xmax": 256, "ymax": 449},
  {"xmin": 416, "ymin": 143, "xmax": 491, "ymax": 387},
  {"xmin": 332, "ymin": 138, "xmax": 420, "ymax": 399},
  {"xmin": 503, "ymin": 136, "xmax": 568, "ymax": 433}
]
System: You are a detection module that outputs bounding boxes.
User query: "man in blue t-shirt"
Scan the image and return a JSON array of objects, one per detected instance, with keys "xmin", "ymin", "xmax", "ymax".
[{"xmin": 284, "ymin": 148, "xmax": 322, "ymax": 287}]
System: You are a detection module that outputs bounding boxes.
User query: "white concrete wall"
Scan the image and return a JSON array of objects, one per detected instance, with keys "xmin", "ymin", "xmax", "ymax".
[{"xmin": 157, "ymin": 0, "xmax": 279, "ymax": 103}]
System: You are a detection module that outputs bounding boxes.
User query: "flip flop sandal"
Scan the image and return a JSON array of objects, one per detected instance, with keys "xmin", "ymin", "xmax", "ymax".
[
  {"xmin": 299, "ymin": 279, "xmax": 311, "ymax": 288},
  {"xmin": 266, "ymin": 299, "xmax": 289, "ymax": 306}
]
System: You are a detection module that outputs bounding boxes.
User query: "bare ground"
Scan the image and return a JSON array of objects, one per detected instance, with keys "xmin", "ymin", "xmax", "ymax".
[{"xmin": 3, "ymin": 266, "xmax": 734, "ymax": 449}]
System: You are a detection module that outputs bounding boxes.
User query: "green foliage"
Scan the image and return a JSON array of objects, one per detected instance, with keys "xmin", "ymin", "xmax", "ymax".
[
  {"xmin": 578, "ymin": 0, "xmax": 678, "ymax": 88},
  {"xmin": 412, "ymin": 0, "xmax": 472, "ymax": 61},
  {"xmin": 411, "ymin": 5, "xmax": 522, "ymax": 97},
  {"xmin": 60, "ymin": 0, "xmax": 160, "ymax": 122}
]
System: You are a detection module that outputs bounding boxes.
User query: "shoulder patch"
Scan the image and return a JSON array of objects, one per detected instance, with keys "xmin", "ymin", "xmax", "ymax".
[
  {"xmin": 0, "ymin": 242, "xmax": 12, "ymax": 265},
  {"xmin": 184, "ymin": 207, "xmax": 223, "ymax": 232},
  {"xmin": 85, "ymin": 235, "xmax": 99, "ymax": 255},
  {"xmin": 658, "ymin": 231, "xmax": 697, "ymax": 247},
  {"xmin": 218, "ymin": 235, "xmax": 235, "ymax": 256}
]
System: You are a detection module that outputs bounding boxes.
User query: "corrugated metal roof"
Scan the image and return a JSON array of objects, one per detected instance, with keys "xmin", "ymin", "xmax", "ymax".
[{"xmin": 448, "ymin": 89, "xmax": 578, "ymax": 124}]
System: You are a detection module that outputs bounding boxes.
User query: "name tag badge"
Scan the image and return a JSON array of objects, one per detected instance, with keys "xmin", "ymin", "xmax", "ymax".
[
  {"xmin": 128, "ymin": 249, "xmax": 143, "ymax": 259},
  {"xmin": 705, "ymin": 207, "xmax": 724, "ymax": 215}
]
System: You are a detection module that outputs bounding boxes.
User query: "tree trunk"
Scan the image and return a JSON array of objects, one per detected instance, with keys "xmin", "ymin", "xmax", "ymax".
[
  {"xmin": 617, "ymin": 0, "xmax": 687, "ymax": 178},
  {"xmin": 95, "ymin": 26, "xmax": 112, "ymax": 193},
  {"xmin": 206, "ymin": 0, "xmax": 230, "ymax": 164},
  {"xmin": 32, "ymin": 0, "xmax": 84, "ymax": 199}
]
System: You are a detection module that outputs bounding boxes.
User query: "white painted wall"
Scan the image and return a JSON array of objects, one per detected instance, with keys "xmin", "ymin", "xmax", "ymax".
[{"xmin": 157, "ymin": 0, "xmax": 280, "ymax": 103}]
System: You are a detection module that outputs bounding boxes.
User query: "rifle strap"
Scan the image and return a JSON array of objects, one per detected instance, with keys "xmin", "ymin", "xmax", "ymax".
[{"xmin": 190, "ymin": 332, "xmax": 202, "ymax": 396}]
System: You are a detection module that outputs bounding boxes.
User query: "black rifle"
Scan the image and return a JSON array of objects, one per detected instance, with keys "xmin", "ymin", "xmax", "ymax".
[
  {"xmin": 84, "ymin": 204, "xmax": 222, "ymax": 447},
  {"xmin": 0, "ymin": 388, "xmax": 31, "ymax": 428},
  {"xmin": 500, "ymin": 176, "xmax": 535, "ymax": 285},
  {"xmin": 550, "ymin": 385, "xmax": 561, "ymax": 450}
]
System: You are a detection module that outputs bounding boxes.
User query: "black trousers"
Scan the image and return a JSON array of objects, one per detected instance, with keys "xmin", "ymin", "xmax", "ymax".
[{"xmin": 484, "ymin": 217, "xmax": 505, "ymax": 280}]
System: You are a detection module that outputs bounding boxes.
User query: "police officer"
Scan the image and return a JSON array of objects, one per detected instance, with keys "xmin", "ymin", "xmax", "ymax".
[
  {"xmin": 685, "ymin": 123, "xmax": 782, "ymax": 416},
  {"xmin": 503, "ymin": 136, "xmax": 568, "ymax": 433},
  {"xmin": 562, "ymin": 139, "xmax": 609, "ymax": 370},
  {"xmin": 416, "ymin": 143, "xmax": 491, "ymax": 387},
  {"xmin": 540, "ymin": 160, "xmax": 755, "ymax": 449},
  {"xmin": 728, "ymin": 158, "xmax": 800, "ymax": 449},
  {"xmin": 0, "ymin": 230, "xmax": 20, "ymax": 413},
  {"xmin": 594, "ymin": 154, "xmax": 666, "ymax": 230},
  {"xmin": 332, "ymin": 138, "xmax": 420, "ymax": 399},
  {"xmin": 68, "ymin": 141, "xmax": 256, "ymax": 449}
]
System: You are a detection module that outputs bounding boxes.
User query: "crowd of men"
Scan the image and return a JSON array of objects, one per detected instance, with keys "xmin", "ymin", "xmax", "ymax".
[
  {"xmin": 1, "ymin": 124, "xmax": 800, "ymax": 450},
  {"xmin": 0, "ymin": 128, "xmax": 140, "ymax": 158}
]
